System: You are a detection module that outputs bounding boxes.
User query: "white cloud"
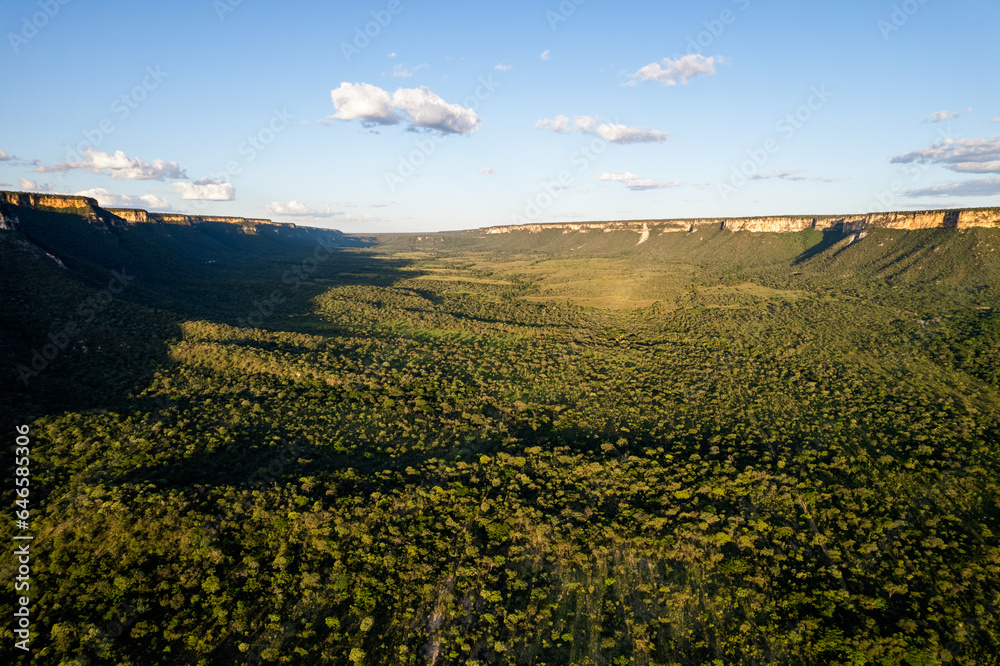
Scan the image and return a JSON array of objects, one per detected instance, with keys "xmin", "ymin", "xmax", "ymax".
[
  {"xmin": 535, "ymin": 115, "xmax": 572, "ymax": 133},
  {"xmin": 330, "ymin": 82, "xmax": 400, "ymax": 126},
  {"xmin": 264, "ymin": 200, "xmax": 340, "ymax": 217},
  {"xmin": 37, "ymin": 149, "xmax": 186, "ymax": 180},
  {"xmin": 387, "ymin": 52, "xmax": 397, "ymax": 58},
  {"xmin": 172, "ymin": 178, "xmax": 236, "ymax": 201},
  {"xmin": 391, "ymin": 86, "xmax": 481, "ymax": 134},
  {"xmin": 990, "ymin": 117, "xmax": 1000, "ymax": 123},
  {"xmin": 624, "ymin": 178, "xmax": 681, "ymax": 191},
  {"xmin": 18, "ymin": 178, "xmax": 54, "ymax": 192},
  {"xmin": 593, "ymin": 122, "xmax": 667, "ymax": 144},
  {"xmin": 0, "ymin": 150, "xmax": 11, "ymax": 161},
  {"xmin": 891, "ymin": 136, "xmax": 1000, "ymax": 174},
  {"xmin": 329, "ymin": 82, "xmax": 481, "ymax": 134},
  {"xmin": 596, "ymin": 172, "xmax": 680, "ymax": 191},
  {"xmin": 752, "ymin": 169, "xmax": 807, "ymax": 181},
  {"xmin": 748, "ymin": 169, "xmax": 843, "ymax": 183},
  {"xmin": 536, "ymin": 115, "xmax": 667, "ymax": 144},
  {"xmin": 75, "ymin": 187, "xmax": 171, "ymax": 210},
  {"xmin": 479, "ymin": 167, "xmax": 494, "ymax": 175},
  {"xmin": 392, "ymin": 63, "xmax": 428, "ymax": 78},
  {"xmin": 540, "ymin": 50, "xmax": 551, "ymax": 60},
  {"xmin": 928, "ymin": 110, "xmax": 960, "ymax": 123},
  {"xmin": 926, "ymin": 108, "xmax": 972, "ymax": 123},
  {"xmin": 495, "ymin": 63, "xmax": 512, "ymax": 72},
  {"xmin": 903, "ymin": 178, "xmax": 1000, "ymax": 198},
  {"xmin": 597, "ymin": 172, "xmax": 639, "ymax": 182},
  {"xmin": 626, "ymin": 54, "xmax": 720, "ymax": 86}
]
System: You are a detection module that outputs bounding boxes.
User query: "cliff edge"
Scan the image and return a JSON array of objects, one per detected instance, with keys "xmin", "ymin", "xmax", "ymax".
[{"xmin": 484, "ymin": 208, "xmax": 1000, "ymax": 235}]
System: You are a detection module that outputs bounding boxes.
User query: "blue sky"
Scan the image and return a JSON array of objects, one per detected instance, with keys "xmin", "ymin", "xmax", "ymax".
[{"xmin": 2, "ymin": 0, "xmax": 999, "ymax": 232}]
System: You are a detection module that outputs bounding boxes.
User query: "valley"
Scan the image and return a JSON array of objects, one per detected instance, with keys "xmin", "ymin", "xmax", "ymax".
[{"xmin": 1, "ymin": 194, "xmax": 999, "ymax": 665}]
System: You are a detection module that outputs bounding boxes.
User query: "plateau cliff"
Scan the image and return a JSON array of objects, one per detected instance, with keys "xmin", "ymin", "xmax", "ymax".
[
  {"xmin": 483, "ymin": 208, "xmax": 1000, "ymax": 236},
  {"xmin": 0, "ymin": 190, "xmax": 341, "ymax": 243}
]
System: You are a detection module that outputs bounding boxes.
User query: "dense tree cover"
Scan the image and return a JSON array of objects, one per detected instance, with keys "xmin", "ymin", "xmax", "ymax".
[{"xmin": 1, "ymin": 223, "xmax": 999, "ymax": 665}]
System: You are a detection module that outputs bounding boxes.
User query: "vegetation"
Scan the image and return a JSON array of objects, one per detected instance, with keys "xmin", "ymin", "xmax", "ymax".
[{"xmin": 1, "ymin": 213, "xmax": 998, "ymax": 665}]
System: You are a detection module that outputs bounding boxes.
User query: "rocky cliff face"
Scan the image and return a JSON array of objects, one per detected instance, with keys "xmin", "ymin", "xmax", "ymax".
[
  {"xmin": 106, "ymin": 207, "xmax": 150, "ymax": 223},
  {"xmin": 0, "ymin": 190, "xmax": 346, "ymax": 245},
  {"xmin": 0, "ymin": 191, "xmax": 100, "ymax": 210},
  {"xmin": 956, "ymin": 209, "xmax": 1000, "ymax": 229},
  {"xmin": 484, "ymin": 208, "xmax": 1000, "ymax": 235}
]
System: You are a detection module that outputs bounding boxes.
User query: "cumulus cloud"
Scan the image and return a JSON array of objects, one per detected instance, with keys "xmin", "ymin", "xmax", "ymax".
[
  {"xmin": 328, "ymin": 82, "xmax": 481, "ymax": 134},
  {"xmin": 596, "ymin": 172, "xmax": 680, "ymax": 191},
  {"xmin": 926, "ymin": 108, "xmax": 972, "ymax": 123},
  {"xmin": 495, "ymin": 63, "xmax": 512, "ymax": 72},
  {"xmin": 264, "ymin": 200, "xmax": 339, "ymax": 217},
  {"xmin": 626, "ymin": 54, "xmax": 721, "ymax": 86},
  {"xmin": 392, "ymin": 86, "xmax": 481, "ymax": 134},
  {"xmin": 891, "ymin": 137, "xmax": 1000, "ymax": 174},
  {"xmin": 0, "ymin": 150, "xmax": 11, "ymax": 161},
  {"xmin": 479, "ymin": 167, "xmax": 494, "ymax": 175},
  {"xmin": 392, "ymin": 63, "xmax": 428, "ymax": 78},
  {"xmin": 903, "ymin": 178, "xmax": 1000, "ymax": 198},
  {"xmin": 592, "ymin": 122, "xmax": 668, "ymax": 144},
  {"xmin": 535, "ymin": 115, "xmax": 572, "ymax": 133},
  {"xmin": 172, "ymin": 178, "xmax": 236, "ymax": 201},
  {"xmin": 540, "ymin": 50, "xmax": 551, "ymax": 60},
  {"xmin": 329, "ymin": 82, "xmax": 400, "ymax": 126},
  {"xmin": 75, "ymin": 187, "xmax": 171, "ymax": 210},
  {"xmin": 18, "ymin": 178, "xmax": 54, "ymax": 192},
  {"xmin": 990, "ymin": 117, "xmax": 1000, "ymax": 123},
  {"xmin": 536, "ymin": 115, "xmax": 667, "ymax": 144},
  {"xmin": 37, "ymin": 149, "xmax": 186, "ymax": 180}
]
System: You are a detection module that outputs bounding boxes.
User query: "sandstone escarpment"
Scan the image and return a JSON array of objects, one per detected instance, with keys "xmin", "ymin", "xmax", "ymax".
[
  {"xmin": 0, "ymin": 190, "xmax": 346, "ymax": 246},
  {"xmin": 0, "ymin": 191, "xmax": 100, "ymax": 210},
  {"xmin": 107, "ymin": 208, "xmax": 150, "ymax": 223},
  {"xmin": 484, "ymin": 207, "xmax": 1000, "ymax": 236}
]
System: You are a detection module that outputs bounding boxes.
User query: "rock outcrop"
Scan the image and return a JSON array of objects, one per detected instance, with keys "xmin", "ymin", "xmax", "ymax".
[
  {"xmin": 484, "ymin": 208, "xmax": 1000, "ymax": 235},
  {"xmin": 0, "ymin": 191, "xmax": 99, "ymax": 210},
  {"xmin": 0, "ymin": 190, "xmax": 353, "ymax": 249}
]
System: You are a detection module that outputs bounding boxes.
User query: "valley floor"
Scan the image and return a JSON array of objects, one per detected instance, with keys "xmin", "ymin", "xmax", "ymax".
[{"xmin": 2, "ymin": 223, "xmax": 999, "ymax": 665}]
